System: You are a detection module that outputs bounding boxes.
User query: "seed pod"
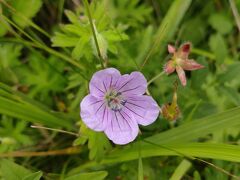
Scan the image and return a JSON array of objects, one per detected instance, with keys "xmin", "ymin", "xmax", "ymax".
[{"xmin": 161, "ymin": 82, "xmax": 180, "ymax": 121}]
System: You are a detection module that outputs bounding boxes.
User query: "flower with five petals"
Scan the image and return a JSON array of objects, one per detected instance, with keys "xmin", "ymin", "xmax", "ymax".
[
  {"xmin": 164, "ymin": 42, "xmax": 204, "ymax": 86},
  {"xmin": 80, "ymin": 68, "xmax": 160, "ymax": 145}
]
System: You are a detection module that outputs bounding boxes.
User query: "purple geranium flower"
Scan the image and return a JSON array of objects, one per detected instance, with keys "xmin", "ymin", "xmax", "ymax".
[{"xmin": 80, "ymin": 68, "xmax": 160, "ymax": 145}]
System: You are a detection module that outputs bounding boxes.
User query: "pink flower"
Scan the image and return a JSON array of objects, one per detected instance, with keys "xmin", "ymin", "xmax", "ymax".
[
  {"xmin": 164, "ymin": 42, "xmax": 204, "ymax": 86},
  {"xmin": 80, "ymin": 68, "xmax": 160, "ymax": 145}
]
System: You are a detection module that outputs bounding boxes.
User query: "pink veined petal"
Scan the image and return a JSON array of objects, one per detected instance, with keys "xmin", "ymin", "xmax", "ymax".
[
  {"xmin": 80, "ymin": 95, "xmax": 108, "ymax": 131},
  {"xmin": 181, "ymin": 59, "xmax": 204, "ymax": 71},
  {"xmin": 164, "ymin": 60, "xmax": 176, "ymax": 75},
  {"xmin": 116, "ymin": 72, "xmax": 147, "ymax": 96},
  {"xmin": 176, "ymin": 66, "xmax": 187, "ymax": 86},
  {"xmin": 168, "ymin": 44, "xmax": 176, "ymax": 54},
  {"xmin": 89, "ymin": 68, "xmax": 121, "ymax": 98},
  {"xmin": 104, "ymin": 110, "xmax": 139, "ymax": 145},
  {"xmin": 178, "ymin": 42, "xmax": 191, "ymax": 60},
  {"xmin": 124, "ymin": 95, "xmax": 160, "ymax": 126}
]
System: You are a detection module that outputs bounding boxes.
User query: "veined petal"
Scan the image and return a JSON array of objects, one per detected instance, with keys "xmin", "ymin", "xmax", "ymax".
[
  {"xmin": 117, "ymin": 72, "xmax": 147, "ymax": 96},
  {"xmin": 80, "ymin": 95, "xmax": 108, "ymax": 131},
  {"xmin": 89, "ymin": 68, "xmax": 121, "ymax": 98},
  {"xmin": 176, "ymin": 66, "xmax": 187, "ymax": 86},
  {"xmin": 124, "ymin": 95, "xmax": 160, "ymax": 126},
  {"xmin": 168, "ymin": 44, "xmax": 176, "ymax": 54},
  {"xmin": 104, "ymin": 110, "xmax": 138, "ymax": 145},
  {"xmin": 164, "ymin": 60, "xmax": 176, "ymax": 74},
  {"xmin": 181, "ymin": 59, "xmax": 204, "ymax": 71}
]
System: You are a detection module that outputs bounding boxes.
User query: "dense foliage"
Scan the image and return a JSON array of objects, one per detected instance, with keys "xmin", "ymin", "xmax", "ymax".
[{"xmin": 0, "ymin": 0, "xmax": 240, "ymax": 179}]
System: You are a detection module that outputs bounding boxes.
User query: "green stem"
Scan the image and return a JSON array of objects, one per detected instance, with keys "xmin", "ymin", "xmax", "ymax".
[
  {"xmin": 191, "ymin": 48, "xmax": 215, "ymax": 60},
  {"xmin": 83, "ymin": 0, "xmax": 105, "ymax": 69},
  {"xmin": 58, "ymin": 0, "xmax": 65, "ymax": 23},
  {"xmin": 147, "ymin": 71, "xmax": 165, "ymax": 86},
  {"xmin": 0, "ymin": 0, "xmax": 51, "ymax": 38},
  {"xmin": 2, "ymin": 15, "xmax": 85, "ymax": 71},
  {"xmin": 229, "ymin": 0, "xmax": 240, "ymax": 32}
]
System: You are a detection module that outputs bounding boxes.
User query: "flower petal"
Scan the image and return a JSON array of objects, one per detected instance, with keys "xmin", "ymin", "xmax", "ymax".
[
  {"xmin": 178, "ymin": 42, "xmax": 191, "ymax": 59},
  {"xmin": 124, "ymin": 95, "xmax": 160, "ymax": 126},
  {"xmin": 181, "ymin": 59, "xmax": 204, "ymax": 71},
  {"xmin": 104, "ymin": 110, "xmax": 139, "ymax": 145},
  {"xmin": 164, "ymin": 60, "xmax": 176, "ymax": 74},
  {"xmin": 176, "ymin": 66, "xmax": 187, "ymax": 86},
  {"xmin": 116, "ymin": 72, "xmax": 147, "ymax": 96},
  {"xmin": 80, "ymin": 95, "xmax": 108, "ymax": 131},
  {"xmin": 168, "ymin": 44, "xmax": 176, "ymax": 54},
  {"xmin": 89, "ymin": 68, "xmax": 121, "ymax": 98}
]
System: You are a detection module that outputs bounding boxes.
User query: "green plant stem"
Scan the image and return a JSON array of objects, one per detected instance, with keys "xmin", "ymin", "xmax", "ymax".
[
  {"xmin": 229, "ymin": 0, "xmax": 240, "ymax": 33},
  {"xmin": 58, "ymin": 0, "xmax": 65, "ymax": 23},
  {"xmin": 2, "ymin": 15, "xmax": 85, "ymax": 71},
  {"xmin": 147, "ymin": 71, "xmax": 165, "ymax": 86},
  {"xmin": 0, "ymin": 0, "xmax": 51, "ymax": 38},
  {"xmin": 0, "ymin": 147, "xmax": 81, "ymax": 157},
  {"xmin": 192, "ymin": 48, "xmax": 215, "ymax": 60},
  {"xmin": 83, "ymin": 0, "xmax": 105, "ymax": 69}
]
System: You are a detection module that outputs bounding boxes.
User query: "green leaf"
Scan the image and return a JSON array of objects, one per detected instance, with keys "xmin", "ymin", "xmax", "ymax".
[
  {"xmin": 209, "ymin": 33, "xmax": 228, "ymax": 64},
  {"xmin": 217, "ymin": 62, "xmax": 240, "ymax": 83},
  {"xmin": 69, "ymin": 107, "xmax": 240, "ymax": 172},
  {"xmin": 170, "ymin": 159, "xmax": 192, "ymax": 180},
  {"xmin": 52, "ymin": 5, "xmax": 127, "ymax": 60},
  {"xmin": 110, "ymin": 142, "xmax": 240, "ymax": 163},
  {"xmin": 88, "ymin": 130, "xmax": 111, "ymax": 162},
  {"xmin": 52, "ymin": 33, "xmax": 79, "ymax": 47},
  {"xmin": 71, "ymin": 142, "xmax": 240, "ymax": 172},
  {"xmin": 219, "ymin": 86, "xmax": 240, "ymax": 106},
  {"xmin": 107, "ymin": 0, "xmax": 152, "ymax": 27},
  {"xmin": 208, "ymin": 13, "xmax": 233, "ymax": 35},
  {"xmin": 0, "ymin": 43, "xmax": 22, "ymax": 69},
  {"xmin": 181, "ymin": 18, "xmax": 206, "ymax": 44},
  {"xmin": 0, "ymin": 13, "xmax": 9, "ymax": 37},
  {"xmin": 65, "ymin": 171, "xmax": 108, "ymax": 180},
  {"xmin": 0, "ymin": 159, "xmax": 32, "ymax": 180},
  {"xmin": 72, "ymin": 36, "xmax": 90, "ymax": 59},
  {"xmin": 146, "ymin": 107, "xmax": 240, "ymax": 144},
  {"xmin": 23, "ymin": 171, "xmax": 43, "ymax": 180},
  {"xmin": 11, "ymin": 0, "xmax": 43, "ymax": 28},
  {"xmin": 0, "ymin": 116, "xmax": 32, "ymax": 152},
  {"xmin": 0, "ymin": 91, "xmax": 72, "ymax": 129},
  {"xmin": 20, "ymin": 52, "xmax": 67, "ymax": 100},
  {"xmin": 154, "ymin": 0, "xmax": 192, "ymax": 54}
]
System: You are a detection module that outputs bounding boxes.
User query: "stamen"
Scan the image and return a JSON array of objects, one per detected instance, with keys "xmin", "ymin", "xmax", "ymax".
[{"xmin": 105, "ymin": 89, "xmax": 126, "ymax": 111}]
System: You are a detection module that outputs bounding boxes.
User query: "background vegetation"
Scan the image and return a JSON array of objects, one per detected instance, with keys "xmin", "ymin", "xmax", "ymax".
[{"xmin": 0, "ymin": 0, "xmax": 240, "ymax": 179}]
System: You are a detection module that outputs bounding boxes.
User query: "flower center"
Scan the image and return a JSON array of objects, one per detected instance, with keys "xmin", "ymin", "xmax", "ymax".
[{"xmin": 105, "ymin": 89, "xmax": 126, "ymax": 111}]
